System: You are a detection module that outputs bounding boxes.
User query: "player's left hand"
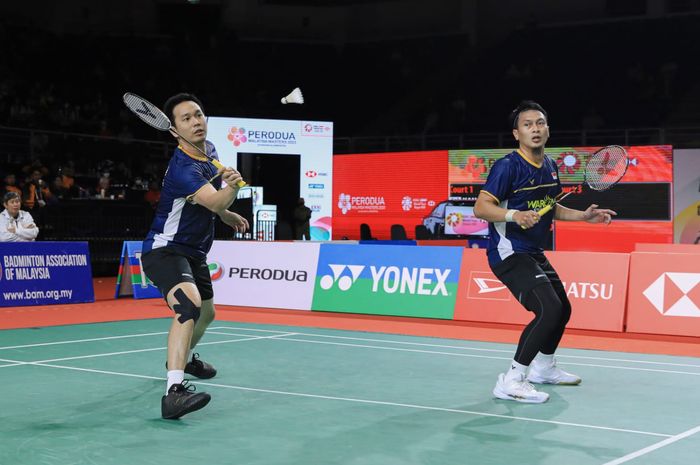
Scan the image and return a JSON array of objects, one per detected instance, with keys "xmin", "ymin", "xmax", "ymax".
[
  {"xmin": 582, "ymin": 204, "xmax": 617, "ymax": 224},
  {"xmin": 222, "ymin": 211, "xmax": 250, "ymax": 233}
]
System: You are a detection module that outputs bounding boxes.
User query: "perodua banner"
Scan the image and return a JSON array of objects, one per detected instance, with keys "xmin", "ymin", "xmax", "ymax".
[
  {"xmin": 333, "ymin": 151, "xmax": 448, "ymax": 240},
  {"xmin": 209, "ymin": 241, "xmax": 320, "ymax": 310}
]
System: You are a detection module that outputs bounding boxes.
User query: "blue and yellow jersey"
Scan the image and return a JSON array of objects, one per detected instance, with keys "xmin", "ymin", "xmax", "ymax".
[
  {"xmin": 143, "ymin": 141, "xmax": 222, "ymax": 260},
  {"xmin": 481, "ymin": 150, "xmax": 562, "ymax": 265}
]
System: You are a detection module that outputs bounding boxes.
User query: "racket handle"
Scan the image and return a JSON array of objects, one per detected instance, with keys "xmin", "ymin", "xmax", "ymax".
[
  {"xmin": 210, "ymin": 160, "xmax": 247, "ymax": 187},
  {"xmin": 536, "ymin": 204, "xmax": 555, "ymax": 216}
]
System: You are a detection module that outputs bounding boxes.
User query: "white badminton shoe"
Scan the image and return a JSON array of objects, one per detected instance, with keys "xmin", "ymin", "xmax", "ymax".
[
  {"xmin": 493, "ymin": 372, "xmax": 550, "ymax": 403},
  {"xmin": 527, "ymin": 358, "xmax": 581, "ymax": 385}
]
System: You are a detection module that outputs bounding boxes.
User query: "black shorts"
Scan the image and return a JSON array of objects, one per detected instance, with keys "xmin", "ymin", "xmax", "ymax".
[
  {"xmin": 489, "ymin": 253, "xmax": 562, "ymax": 305},
  {"xmin": 141, "ymin": 248, "xmax": 213, "ymax": 301}
]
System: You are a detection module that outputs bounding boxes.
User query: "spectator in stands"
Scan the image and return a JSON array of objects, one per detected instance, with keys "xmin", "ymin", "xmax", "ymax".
[
  {"xmin": 22, "ymin": 169, "xmax": 51, "ymax": 211},
  {"xmin": 2, "ymin": 173, "xmax": 22, "ymax": 196},
  {"xmin": 95, "ymin": 175, "xmax": 115, "ymax": 199},
  {"xmin": 293, "ymin": 197, "xmax": 312, "ymax": 240},
  {"xmin": 144, "ymin": 179, "xmax": 161, "ymax": 209},
  {"xmin": 0, "ymin": 192, "xmax": 39, "ymax": 242}
]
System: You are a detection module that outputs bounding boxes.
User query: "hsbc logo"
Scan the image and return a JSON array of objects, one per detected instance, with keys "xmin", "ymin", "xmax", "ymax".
[
  {"xmin": 467, "ymin": 271, "xmax": 511, "ymax": 301},
  {"xmin": 320, "ymin": 264, "xmax": 450, "ymax": 295},
  {"xmin": 305, "ymin": 170, "xmax": 317, "ymax": 178},
  {"xmin": 643, "ymin": 272, "xmax": 700, "ymax": 317}
]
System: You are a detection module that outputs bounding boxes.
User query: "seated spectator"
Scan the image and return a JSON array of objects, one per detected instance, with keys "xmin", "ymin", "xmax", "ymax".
[
  {"xmin": 95, "ymin": 175, "xmax": 118, "ymax": 199},
  {"xmin": 2, "ymin": 173, "xmax": 22, "ymax": 196},
  {"xmin": 144, "ymin": 179, "xmax": 161, "ymax": 209},
  {"xmin": 22, "ymin": 170, "xmax": 51, "ymax": 210},
  {"xmin": 1, "ymin": 192, "xmax": 39, "ymax": 242}
]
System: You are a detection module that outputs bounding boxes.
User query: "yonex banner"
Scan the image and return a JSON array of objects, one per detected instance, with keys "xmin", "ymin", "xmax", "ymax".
[
  {"xmin": 0, "ymin": 242, "xmax": 94, "ymax": 307},
  {"xmin": 115, "ymin": 241, "xmax": 161, "ymax": 299},
  {"xmin": 454, "ymin": 249, "xmax": 629, "ymax": 332},
  {"xmin": 210, "ymin": 241, "xmax": 320, "ymax": 310},
  {"xmin": 311, "ymin": 244, "xmax": 462, "ymax": 319},
  {"xmin": 626, "ymin": 252, "xmax": 700, "ymax": 337}
]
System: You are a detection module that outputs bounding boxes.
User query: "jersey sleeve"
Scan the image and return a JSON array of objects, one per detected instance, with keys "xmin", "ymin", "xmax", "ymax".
[
  {"xmin": 482, "ymin": 158, "xmax": 514, "ymax": 203},
  {"xmin": 168, "ymin": 159, "xmax": 210, "ymax": 198}
]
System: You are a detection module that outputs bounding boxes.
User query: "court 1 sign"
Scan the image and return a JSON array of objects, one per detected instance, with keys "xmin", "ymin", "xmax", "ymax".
[
  {"xmin": 311, "ymin": 244, "xmax": 463, "ymax": 319},
  {"xmin": 0, "ymin": 242, "xmax": 94, "ymax": 307}
]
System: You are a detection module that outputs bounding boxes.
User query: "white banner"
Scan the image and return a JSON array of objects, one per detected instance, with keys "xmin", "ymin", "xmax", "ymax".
[
  {"xmin": 207, "ymin": 116, "xmax": 333, "ymax": 240},
  {"xmin": 209, "ymin": 241, "xmax": 320, "ymax": 310}
]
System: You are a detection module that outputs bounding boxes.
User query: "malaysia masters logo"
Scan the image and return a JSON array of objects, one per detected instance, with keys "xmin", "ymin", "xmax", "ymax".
[{"xmin": 227, "ymin": 127, "xmax": 247, "ymax": 147}]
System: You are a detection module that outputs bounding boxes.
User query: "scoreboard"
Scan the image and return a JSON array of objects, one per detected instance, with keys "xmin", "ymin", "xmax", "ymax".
[{"xmin": 448, "ymin": 146, "xmax": 673, "ymax": 220}]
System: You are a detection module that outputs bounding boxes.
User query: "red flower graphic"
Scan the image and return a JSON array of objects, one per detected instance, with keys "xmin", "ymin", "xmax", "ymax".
[{"xmin": 227, "ymin": 127, "xmax": 247, "ymax": 146}]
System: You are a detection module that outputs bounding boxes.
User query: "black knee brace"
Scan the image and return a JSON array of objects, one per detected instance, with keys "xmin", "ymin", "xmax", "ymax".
[{"xmin": 172, "ymin": 288, "xmax": 201, "ymax": 324}]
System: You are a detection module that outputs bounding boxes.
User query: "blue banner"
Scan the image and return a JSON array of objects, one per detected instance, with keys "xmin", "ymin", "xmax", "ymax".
[
  {"xmin": 0, "ymin": 242, "xmax": 94, "ymax": 307},
  {"xmin": 115, "ymin": 241, "xmax": 162, "ymax": 299}
]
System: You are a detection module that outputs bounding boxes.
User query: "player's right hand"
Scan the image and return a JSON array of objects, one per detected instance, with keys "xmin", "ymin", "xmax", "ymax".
[
  {"xmin": 221, "ymin": 168, "xmax": 243, "ymax": 188},
  {"xmin": 516, "ymin": 210, "xmax": 540, "ymax": 229}
]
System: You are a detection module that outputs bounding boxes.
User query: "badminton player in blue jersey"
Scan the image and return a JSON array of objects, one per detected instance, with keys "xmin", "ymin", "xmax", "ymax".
[
  {"xmin": 474, "ymin": 101, "xmax": 616, "ymax": 403},
  {"xmin": 141, "ymin": 93, "xmax": 249, "ymax": 419}
]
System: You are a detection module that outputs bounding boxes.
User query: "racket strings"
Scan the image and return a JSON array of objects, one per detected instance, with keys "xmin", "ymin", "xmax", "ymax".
[
  {"xmin": 123, "ymin": 93, "xmax": 171, "ymax": 131},
  {"xmin": 584, "ymin": 146, "xmax": 628, "ymax": 191}
]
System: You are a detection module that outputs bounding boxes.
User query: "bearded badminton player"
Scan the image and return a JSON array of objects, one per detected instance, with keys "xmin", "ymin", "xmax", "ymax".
[
  {"xmin": 473, "ymin": 100, "xmax": 616, "ymax": 403},
  {"xmin": 141, "ymin": 93, "xmax": 249, "ymax": 419}
]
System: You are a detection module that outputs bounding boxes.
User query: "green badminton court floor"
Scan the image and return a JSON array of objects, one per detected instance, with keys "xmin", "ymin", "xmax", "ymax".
[{"xmin": 1, "ymin": 319, "xmax": 699, "ymax": 465}]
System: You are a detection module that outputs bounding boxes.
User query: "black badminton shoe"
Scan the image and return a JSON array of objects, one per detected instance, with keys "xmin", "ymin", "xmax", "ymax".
[
  {"xmin": 185, "ymin": 353, "xmax": 217, "ymax": 379},
  {"xmin": 165, "ymin": 353, "xmax": 217, "ymax": 379},
  {"xmin": 161, "ymin": 381, "xmax": 211, "ymax": 419}
]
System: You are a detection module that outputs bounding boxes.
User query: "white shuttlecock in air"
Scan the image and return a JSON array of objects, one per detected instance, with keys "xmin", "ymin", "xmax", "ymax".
[{"xmin": 281, "ymin": 87, "xmax": 304, "ymax": 104}]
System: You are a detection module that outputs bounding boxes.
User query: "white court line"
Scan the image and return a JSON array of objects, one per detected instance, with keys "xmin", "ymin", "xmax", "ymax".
[
  {"xmin": 0, "ymin": 333, "xmax": 296, "ymax": 366},
  {"xmin": 209, "ymin": 326, "xmax": 700, "ymax": 369},
  {"xmin": 6, "ymin": 360, "xmax": 672, "ymax": 439},
  {"xmin": 206, "ymin": 331, "xmax": 700, "ymax": 376},
  {"xmin": 0, "ymin": 331, "xmax": 170, "ymax": 350},
  {"xmin": 602, "ymin": 425, "xmax": 700, "ymax": 465}
]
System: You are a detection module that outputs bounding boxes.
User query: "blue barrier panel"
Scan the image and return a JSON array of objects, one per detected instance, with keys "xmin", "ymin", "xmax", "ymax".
[
  {"xmin": 115, "ymin": 241, "xmax": 162, "ymax": 299},
  {"xmin": 0, "ymin": 242, "xmax": 94, "ymax": 307},
  {"xmin": 359, "ymin": 240, "xmax": 417, "ymax": 246}
]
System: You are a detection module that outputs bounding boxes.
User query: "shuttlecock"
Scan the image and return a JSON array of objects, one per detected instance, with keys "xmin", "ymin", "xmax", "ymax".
[{"xmin": 281, "ymin": 87, "xmax": 304, "ymax": 104}]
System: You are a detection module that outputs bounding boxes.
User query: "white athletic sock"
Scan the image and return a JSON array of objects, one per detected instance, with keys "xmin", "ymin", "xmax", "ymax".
[
  {"xmin": 166, "ymin": 370, "xmax": 185, "ymax": 394},
  {"xmin": 533, "ymin": 352, "xmax": 555, "ymax": 366},
  {"xmin": 505, "ymin": 360, "xmax": 528, "ymax": 381}
]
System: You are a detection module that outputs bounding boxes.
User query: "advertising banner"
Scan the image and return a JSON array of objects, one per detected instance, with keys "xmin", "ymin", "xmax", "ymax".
[
  {"xmin": 208, "ymin": 117, "xmax": 333, "ymax": 240},
  {"xmin": 0, "ymin": 242, "xmax": 94, "ymax": 307},
  {"xmin": 312, "ymin": 244, "xmax": 462, "ymax": 319},
  {"xmin": 210, "ymin": 241, "xmax": 320, "ymax": 310},
  {"xmin": 453, "ymin": 249, "xmax": 629, "ymax": 331},
  {"xmin": 626, "ymin": 252, "xmax": 700, "ymax": 337},
  {"xmin": 115, "ymin": 241, "xmax": 161, "ymax": 299},
  {"xmin": 332, "ymin": 151, "xmax": 449, "ymax": 240}
]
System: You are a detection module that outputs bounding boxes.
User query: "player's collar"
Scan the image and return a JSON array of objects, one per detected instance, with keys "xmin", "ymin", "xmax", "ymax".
[
  {"xmin": 516, "ymin": 149, "xmax": 544, "ymax": 168},
  {"xmin": 178, "ymin": 143, "xmax": 208, "ymax": 162}
]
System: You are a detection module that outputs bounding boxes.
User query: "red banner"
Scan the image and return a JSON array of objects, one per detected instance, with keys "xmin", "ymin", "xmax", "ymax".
[
  {"xmin": 454, "ymin": 249, "xmax": 630, "ymax": 332},
  {"xmin": 333, "ymin": 151, "xmax": 448, "ymax": 240},
  {"xmin": 626, "ymin": 252, "xmax": 700, "ymax": 337}
]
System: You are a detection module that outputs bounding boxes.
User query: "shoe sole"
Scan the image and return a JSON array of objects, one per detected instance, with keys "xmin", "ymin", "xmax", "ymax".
[
  {"xmin": 162, "ymin": 394, "xmax": 211, "ymax": 420},
  {"xmin": 527, "ymin": 377, "xmax": 582, "ymax": 386},
  {"xmin": 493, "ymin": 385, "xmax": 549, "ymax": 404},
  {"xmin": 185, "ymin": 369, "xmax": 217, "ymax": 379}
]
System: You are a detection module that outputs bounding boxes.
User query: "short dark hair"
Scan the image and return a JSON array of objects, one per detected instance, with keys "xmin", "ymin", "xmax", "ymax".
[
  {"xmin": 509, "ymin": 100, "xmax": 548, "ymax": 129},
  {"xmin": 163, "ymin": 93, "xmax": 205, "ymax": 123},
  {"xmin": 3, "ymin": 191, "xmax": 19, "ymax": 205}
]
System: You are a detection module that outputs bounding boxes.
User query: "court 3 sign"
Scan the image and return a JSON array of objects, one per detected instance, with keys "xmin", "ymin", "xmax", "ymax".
[{"xmin": 312, "ymin": 244, "xmax": 463, "ymax": 319}]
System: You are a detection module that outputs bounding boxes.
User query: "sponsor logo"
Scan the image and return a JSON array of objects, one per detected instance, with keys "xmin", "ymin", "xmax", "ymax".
[
  {"xmin": 643, "ymin": 272, "xmax": 700, "ymax": 317},
  {"xmin": 208, "ymin": 262, "xmax": 224, "ymax": 281},
  {"xmin": 308, "ymin": 183, "xmax": 325, "ymax": 189},
  {"xmin": 305, "ymin": 170, "xmax": 317, "ymax": 178},
  {"xmin": 562, "ymin": 281, "xmax": 614, "ymax": 300},
  {"xmin": 228, "ymin": 267, "xmax": 308, "ymax": 282},
  {"xmin": 227, "ymin": 127, "xmax": 247, "ymax": 147},
  {"xmin": 309, "ymin": 204, "xmax": 322, "ymax": 212},
  {"xmin": 401, "ymin": 196, "xmax": 413, "ymax": 211},
  {"xmin": 527, "ymin": 195, "xmax": 556, "ymax": 211},
  {"xmin": 337, "ymin": 193, "xmax": 386, "ymax": 215},
  {"xmin": 302, "ymin": 122, "xmax": 332, "ymax": 136},
  {"xmin": 308, "ymin": 193, "xmax": 325, "ymax": 199},
  {"xmin": 467, "ymin": 271, "xmax": 511, "ymax": 301},
  {"xmin": 320, "ymin": 264, "xmax": 450, "ymax": 296}
]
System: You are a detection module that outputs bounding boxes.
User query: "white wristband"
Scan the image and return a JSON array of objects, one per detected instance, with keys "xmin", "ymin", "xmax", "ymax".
[{"xmin": 504, "ymin": 209, "xmax": 517, "ymax": 222}]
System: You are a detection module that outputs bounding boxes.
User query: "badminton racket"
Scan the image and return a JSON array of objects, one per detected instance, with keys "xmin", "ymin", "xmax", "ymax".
[
  {"xmin": 122, "ymin": 92, "xmax": 246, "ymax": 187},
  {"xmin": 536, "ymin": 145, "xmax": 628, "ymax": 218}
]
